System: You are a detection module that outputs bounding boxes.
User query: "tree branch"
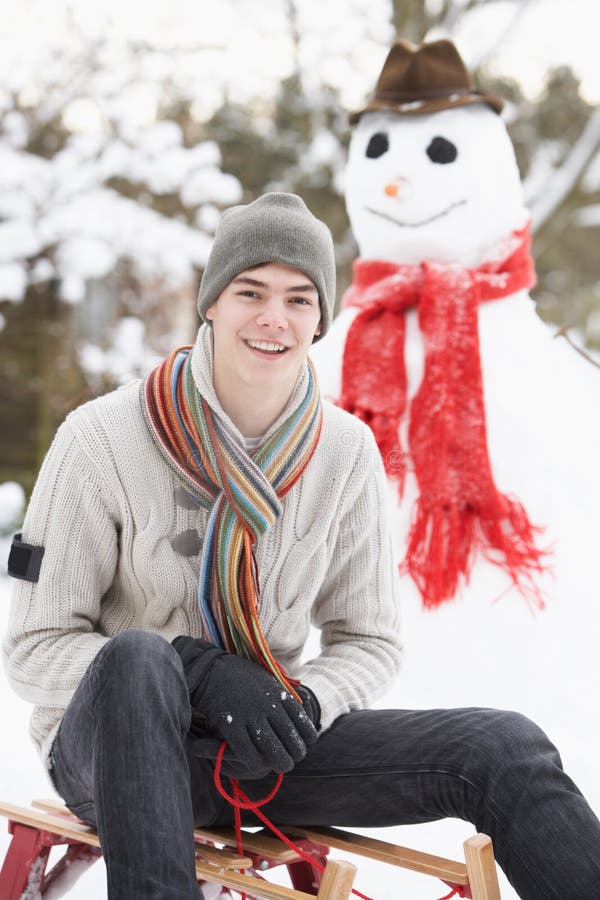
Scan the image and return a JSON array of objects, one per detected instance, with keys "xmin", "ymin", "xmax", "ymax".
[
  {"xmin": 467, "ymin": 0, "xmax": 537, "ymax": 70},
  {"xmin": 529, "ymin": 106, "xmax": 600, "ymax": 233},
  {"xmin": 554, "ymin": 325, "xmax": 600, "ymax": 370}
]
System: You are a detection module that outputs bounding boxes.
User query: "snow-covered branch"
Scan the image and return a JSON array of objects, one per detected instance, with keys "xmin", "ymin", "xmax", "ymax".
[
  {"xmin": 467, "ymin": 0, "xmax": 538, "ymax": 70},
  {"xmin": 0, "ymin": 121, "xmax": 241, "ymax": 304},
  {"xmin": 529, "ymin": 106, "xmax": 600, "ymax": 233}
]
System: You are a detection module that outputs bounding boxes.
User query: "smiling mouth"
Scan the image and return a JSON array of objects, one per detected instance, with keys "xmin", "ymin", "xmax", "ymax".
[
  {"xmin": 244, "ymin": 339, "xmax": 289, "ymax": 355},
  {"xmin": 364, "ymin": 199, "xmax": 467, "ymax": 228}
]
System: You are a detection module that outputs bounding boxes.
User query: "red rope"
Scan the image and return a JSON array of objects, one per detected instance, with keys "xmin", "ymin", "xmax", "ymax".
[
  {"xmin": 436, "ymin": 887, "xmax": 467, "ymax": 900},
  {"xmin": 213, "ymin": 742, "xmax": 375, "ymax": 900}
]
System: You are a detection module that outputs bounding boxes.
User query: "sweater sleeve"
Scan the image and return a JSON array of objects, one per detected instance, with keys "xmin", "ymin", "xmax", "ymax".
[
  {"xmin": 2, "ymin": 417, "xmax": 119, "ymax": 709},
  {"xmin": 294, "ymin": 440, "xmax": 403, "ymax": 730}
]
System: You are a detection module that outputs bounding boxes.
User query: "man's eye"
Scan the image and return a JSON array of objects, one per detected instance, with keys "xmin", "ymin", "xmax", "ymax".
[{"xmin": 290, "ymin": 296, "xmax": 310, "ymax": 305}]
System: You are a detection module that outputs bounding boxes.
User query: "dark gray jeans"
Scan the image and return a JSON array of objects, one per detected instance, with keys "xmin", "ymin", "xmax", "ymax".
[{"xmin": 49, "ymin": 630, "xmax": 600, "ymax": 900}]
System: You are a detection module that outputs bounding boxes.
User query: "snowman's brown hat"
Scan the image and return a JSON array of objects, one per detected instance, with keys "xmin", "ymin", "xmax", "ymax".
[{"xmin": 349, "ymin": 38, "xmax": 503, "ymax": 125}]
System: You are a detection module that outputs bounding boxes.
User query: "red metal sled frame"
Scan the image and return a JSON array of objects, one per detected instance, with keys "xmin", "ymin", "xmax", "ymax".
[{"xmin": 1, "ymin": 817, "xmax": 102, "ymax": 899}]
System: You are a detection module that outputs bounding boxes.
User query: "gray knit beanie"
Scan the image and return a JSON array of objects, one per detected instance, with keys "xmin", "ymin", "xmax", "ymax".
[{"xmin": 197, "ymin": 192, "xmax": 336, "ymax": 340}]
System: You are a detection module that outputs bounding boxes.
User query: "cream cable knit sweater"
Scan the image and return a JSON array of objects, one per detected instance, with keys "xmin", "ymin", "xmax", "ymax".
[{"xmin": 3, "ymin": 325, "xmax": 402, "ymax": 770}]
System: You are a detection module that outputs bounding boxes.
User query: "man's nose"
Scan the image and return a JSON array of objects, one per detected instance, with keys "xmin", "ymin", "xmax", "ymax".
[{"xmin": 256, "ymin": 299, "xmax": 288, "ymax": 328}]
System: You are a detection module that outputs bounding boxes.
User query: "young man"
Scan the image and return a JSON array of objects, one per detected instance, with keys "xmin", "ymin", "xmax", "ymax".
[{"xmin": 4, "ymin": 193, "xmax": 600, "ymax": 900}]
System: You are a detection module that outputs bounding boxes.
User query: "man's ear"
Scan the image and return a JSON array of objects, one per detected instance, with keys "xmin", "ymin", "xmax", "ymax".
[{"xmin": 205, "ymin": 303, "xmax": 216, "ymax": 321}]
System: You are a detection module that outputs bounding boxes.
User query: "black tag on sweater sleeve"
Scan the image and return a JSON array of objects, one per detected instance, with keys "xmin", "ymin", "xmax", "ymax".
[{"xmin": 7, "ymin": 533, "xmax": 45, "ymax": 583}]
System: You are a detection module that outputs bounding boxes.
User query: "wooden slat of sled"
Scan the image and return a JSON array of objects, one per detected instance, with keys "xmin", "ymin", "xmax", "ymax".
[
  {"xmin": 0, "ymin": 800, "xmax": 100, "ymax": 847},
  {"xmin": 24, "ymin": 800, "xmax": 252, "ymax": 869},
  {"xmin": 287, "ymin": 824, "xmax": 468, "ymax": 883},
  {"xmin": 2, "ymin": 798, "xmax": 501, "ymax": 899},
  {"xmin": 32, "ymin": 798, "xmax": 298, "ymax": 863},
  {"xmin": 1, "ymin": 799, "xmax": 356, "ymax": 899},
  {"xmin": 195, "ymin": 858, "xmax": 356, "ymax": 900}
]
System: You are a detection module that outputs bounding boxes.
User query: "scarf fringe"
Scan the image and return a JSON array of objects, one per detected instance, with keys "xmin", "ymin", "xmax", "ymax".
[{"xmin": 404, "ymin": 495, "xmax": 547, "ymax": 610}]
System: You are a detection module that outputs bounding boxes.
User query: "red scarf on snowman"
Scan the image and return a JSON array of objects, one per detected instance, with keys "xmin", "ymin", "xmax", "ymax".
[{"xmin": 340, "ymin": 223, "xmax": 547, "ymax": 609}]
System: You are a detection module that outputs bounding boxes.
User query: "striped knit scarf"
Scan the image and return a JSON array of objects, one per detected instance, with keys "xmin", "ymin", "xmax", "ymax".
[{"xmin": 141, "ymin": 345, "xmax": 323, "ymax": 692}]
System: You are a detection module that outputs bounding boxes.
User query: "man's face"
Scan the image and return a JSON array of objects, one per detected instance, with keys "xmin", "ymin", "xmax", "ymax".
[{"xmin": 205, "ymin": 262, "xmax": 322, "ymax": 397}]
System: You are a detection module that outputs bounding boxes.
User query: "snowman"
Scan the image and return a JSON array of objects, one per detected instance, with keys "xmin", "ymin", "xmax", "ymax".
[
  {"xmin": 312, "ymin": 38, "xmax": 600, "ymax": 615},
  {"xmin": 311, "ymin": 42, "xmax": 600, "ymax": 890}
]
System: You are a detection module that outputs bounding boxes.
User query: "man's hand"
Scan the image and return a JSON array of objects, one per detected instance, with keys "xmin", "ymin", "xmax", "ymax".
[{"xmin": 172, "ymin": 636, "xmax": 318, "ymax": 775}]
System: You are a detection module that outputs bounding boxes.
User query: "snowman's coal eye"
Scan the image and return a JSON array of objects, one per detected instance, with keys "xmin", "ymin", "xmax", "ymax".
[
  {"xmin": 365, "ymin": 132, "xmax": 389, "ymax": 159},
  {"xmin": 426, "ymin": 136, "xmax": 458, "ymax": 164}
]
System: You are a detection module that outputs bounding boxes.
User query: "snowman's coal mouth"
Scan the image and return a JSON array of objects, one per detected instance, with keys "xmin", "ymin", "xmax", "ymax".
[{"xmin": 364, "ymin": 199, "xmax": 467, "ymax": 228}]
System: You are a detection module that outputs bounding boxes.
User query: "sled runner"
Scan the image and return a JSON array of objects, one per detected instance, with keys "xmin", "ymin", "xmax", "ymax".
[{"xmin": 0, "ymin": 798, "xmax": 501, "ymax": 899}]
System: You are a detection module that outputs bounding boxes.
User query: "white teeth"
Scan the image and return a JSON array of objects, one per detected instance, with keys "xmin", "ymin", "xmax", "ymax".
[{"xmin": 247, "ymin": 340, "xmax": 286, "ymax": 352}]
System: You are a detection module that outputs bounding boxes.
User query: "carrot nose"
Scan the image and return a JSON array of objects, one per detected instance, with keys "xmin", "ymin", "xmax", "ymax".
[{"xmin": 385, "ymin": 182, "xmax": 400, "ymax": 197}]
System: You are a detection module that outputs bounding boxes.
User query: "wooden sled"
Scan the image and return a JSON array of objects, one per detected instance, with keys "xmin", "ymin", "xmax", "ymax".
[{"xmin": 0, "ymin": 797, "xmax": 501, "ymax": 899}]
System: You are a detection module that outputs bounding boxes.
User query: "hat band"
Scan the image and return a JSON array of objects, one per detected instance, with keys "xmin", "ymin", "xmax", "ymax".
[{"xmin": 375, "ymin": 86, "xmax": 475, "ymax": 102}]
